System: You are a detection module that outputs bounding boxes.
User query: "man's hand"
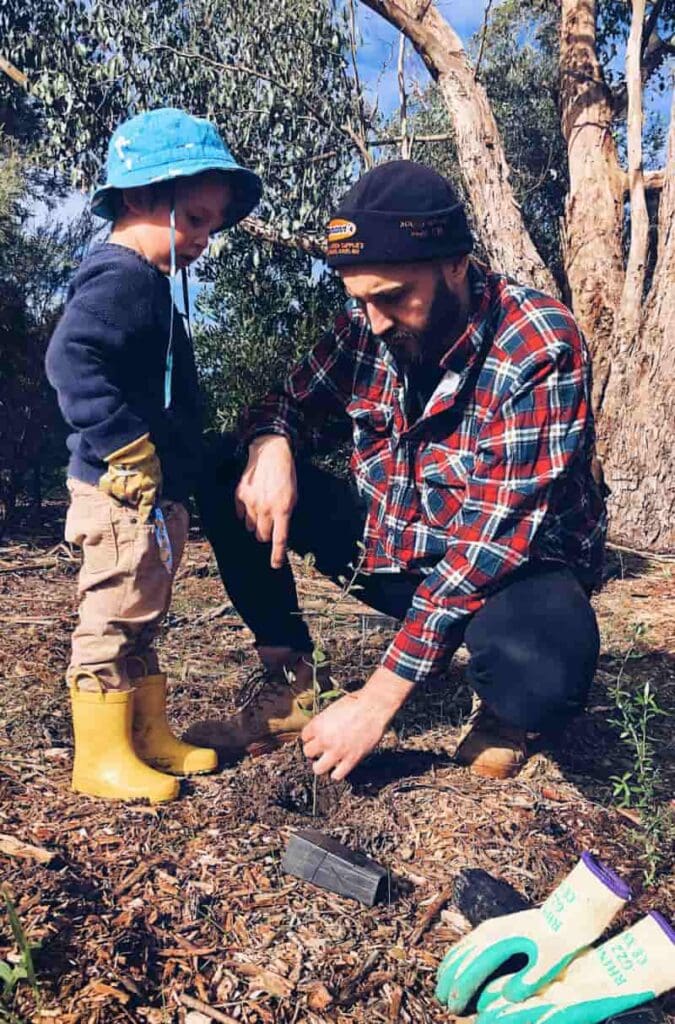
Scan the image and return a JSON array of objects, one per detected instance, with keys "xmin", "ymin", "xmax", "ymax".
[
  {"xmin": 235, "ymin": 435, "xmax": 297, "ymax": 568},
  {"xmin": 301, "ymin": 666, "xmax": 415, "ymax": 781}
]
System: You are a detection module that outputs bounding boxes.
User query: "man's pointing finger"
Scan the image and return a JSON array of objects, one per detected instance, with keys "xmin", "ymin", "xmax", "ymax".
[{"xmin": 270, "ymin": 513, "xmax": 290, "ymax": 568}]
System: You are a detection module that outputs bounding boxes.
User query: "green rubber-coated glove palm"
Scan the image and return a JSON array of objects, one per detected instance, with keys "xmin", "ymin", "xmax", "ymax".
[
  {"xmin": 435, "ymin": 854, "xmax": 631, "ymax": 1013},
  {"xmin": 99, "ymin": 433, "xmax": 162, "ymax": 523},
  {"xmin": 475, "ymin": 913, "xmax": 675, "ymax": 1024}
]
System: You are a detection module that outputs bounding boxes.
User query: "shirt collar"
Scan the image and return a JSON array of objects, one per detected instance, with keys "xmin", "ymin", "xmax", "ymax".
[{"xmin": 439, "ymin": 260, "xmax": 492, "ymax": 373}]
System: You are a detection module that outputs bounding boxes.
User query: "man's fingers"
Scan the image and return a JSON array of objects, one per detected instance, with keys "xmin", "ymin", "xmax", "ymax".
[
  {"xmin": 312, "ymin": 751, "xmax": 339, "ymax": 776},
  {"xmin": 234, "ymin": 492, "xmax": 247, "ymax": 521},
  {"xmin": 255, "ymin": 512, "xmax": 274, "ymax": 544},
  {"xmin": 331, "ymin": 760, "xmax": 353, "ymax": 782},
  {"xmin": 270, "ymin": 512, "xmax": 290, "ymax": 569},
  {"xmin": 302, "ymin": 738, "xmax": 322, "ymax": 760}
]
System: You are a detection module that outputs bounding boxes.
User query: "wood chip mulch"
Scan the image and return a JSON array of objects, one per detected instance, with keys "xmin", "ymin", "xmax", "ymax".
[{"xmin": 1, "ymin": 504, "xmax": 673, "ymax": 1023}]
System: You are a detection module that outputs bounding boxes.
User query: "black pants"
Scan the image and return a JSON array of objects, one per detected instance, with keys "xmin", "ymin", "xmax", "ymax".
[{"xmin": 196, "ymin": 442, "xmax": 600, "ymax": 735}]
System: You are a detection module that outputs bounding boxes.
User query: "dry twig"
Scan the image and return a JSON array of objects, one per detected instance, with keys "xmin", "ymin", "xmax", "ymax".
[
  {"xmin": 179, "ymin": 993, "xmax": 239, "ymax": 1024},
  {"xmin": 409, "ymin": 888, "xmax": 453, "ymax": 947}
]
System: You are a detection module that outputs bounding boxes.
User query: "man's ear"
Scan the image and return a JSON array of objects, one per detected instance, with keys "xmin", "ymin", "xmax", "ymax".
[{"xmin": 440, "ymin": 254, "xmax": 470, "ymax": 289}]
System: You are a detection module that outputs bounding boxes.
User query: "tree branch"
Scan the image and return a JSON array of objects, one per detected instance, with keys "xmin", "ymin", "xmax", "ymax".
[
  {"xmin": 345, "ymin": 0, "xmax": 373, "ymax": 168},
  {"xmin": 239, "ymin": 215, "xmax": 325, "ymax": 258},
  {"xmin": 474, "ymin": 0, "xmax": 495, "ymax": 81},
  {"xmin": 641, "ymin": 0, "xmax": 667, "ymax": 62},
  {"xmin": 144, "ymin": 43, "xmax": 360, "ymax": 154},
  {"xmin": 342, "ymin": 121, "xmax": 374, "ymax": 167},
  {"xmin": 370, "ymin": 132, "xmax": 454, "ymax": 144},
  {"xmin": 622, "ymin": 168, "xmax": 665, "ymax": 194},
  {"xmin": 0, "ymin": 56, "xmax": 27, "ymax": 87},
  {"xmin": 397, "ymin": 33, "xmax": 412, "ymax": 158},
  {"xmin": 612, "ymin": 30, "xmax": 674, "ymax": 116},
  {"xmin": 642, "ymin": 30, "xmax": 675, "ymax": 80}
]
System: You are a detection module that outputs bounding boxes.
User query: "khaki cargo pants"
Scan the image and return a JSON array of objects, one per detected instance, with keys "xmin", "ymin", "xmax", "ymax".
[{"xmin": 65, "ymin": 479, "xmax": 189, "ymax": 690}]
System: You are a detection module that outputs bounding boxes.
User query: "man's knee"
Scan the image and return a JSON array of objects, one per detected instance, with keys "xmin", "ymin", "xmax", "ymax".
[
  {"xmin": 463, "ymin": 566, "xmax": 600, "ymax": 732},
  {"xmin": 465, "ymin": 611, "xmax": 599, "ymax": 733}
]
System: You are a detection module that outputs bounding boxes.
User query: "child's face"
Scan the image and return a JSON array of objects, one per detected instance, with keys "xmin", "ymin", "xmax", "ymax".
[{"xmin": 120, "ymin": 172, "xmax": 233, "ymax": 273}]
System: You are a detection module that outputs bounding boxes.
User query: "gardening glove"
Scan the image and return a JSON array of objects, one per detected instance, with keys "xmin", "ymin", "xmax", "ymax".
[
  {"xmin": 475, "ymin": 912, "xmax": 675, "ymax": 1024},
  {"xmin": 435, "ymin": 854, "xmax": 631, "ymax": 1013},
  {"xmin": 99, "ymin": 433, "xmax": 162, "ymax": 522}
]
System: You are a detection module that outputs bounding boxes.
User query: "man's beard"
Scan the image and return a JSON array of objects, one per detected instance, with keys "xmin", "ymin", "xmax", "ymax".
[{"xmin": 382, "ymin": 276, "xmax": 463, "ymax": 367}]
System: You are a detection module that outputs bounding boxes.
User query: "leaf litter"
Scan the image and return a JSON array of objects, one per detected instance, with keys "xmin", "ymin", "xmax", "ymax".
[{"xmin": 0, "ymin": 505, "xmax": 673, "ymax": 1022}]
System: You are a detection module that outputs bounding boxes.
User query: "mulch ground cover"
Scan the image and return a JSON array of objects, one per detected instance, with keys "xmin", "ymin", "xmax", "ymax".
[{"xmin": 1, "ymin": 502, "xmax": 674, "ymax": 1023}]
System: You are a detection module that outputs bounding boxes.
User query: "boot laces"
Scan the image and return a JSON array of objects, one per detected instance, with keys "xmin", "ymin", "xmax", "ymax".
[
  {"xmin": 458, "ymin": 694, "xmax": 499, "ymax": 743},
  {"xmin": 234, "ymin": 664, "xmax": 306, "ymax": 713},
  {"xmin": 459, "ymin": 693, "xmax": 527, "ymax": 747}
]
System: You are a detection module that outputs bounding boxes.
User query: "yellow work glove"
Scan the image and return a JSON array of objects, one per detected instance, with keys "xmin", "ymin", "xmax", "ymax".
[
  {"xmin": 99, "ymin": 434, "xmax": 162, "ymax": 522},
  {"xmin": 475, "ymin": 912, "xmax": 675, "ymax": 1024},
  {"xmin": 436, "ymin": 854, "xmax": 631, "ymax": 1013}
]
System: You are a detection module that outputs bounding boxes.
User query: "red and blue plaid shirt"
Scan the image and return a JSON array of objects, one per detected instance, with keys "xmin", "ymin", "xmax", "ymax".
[{"xmin": 244, "ymin": 263, "xmax": 607, "ymax": 683}]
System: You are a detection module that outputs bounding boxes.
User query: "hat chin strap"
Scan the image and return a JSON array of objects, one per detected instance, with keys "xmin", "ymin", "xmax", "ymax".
[
  {"xmin": 164, "ymin": 204, "xmax": 177, "ymax": 411},
  {"xmin": 164, "ymin": 202, "xmax": 192, "ymax": 411}
]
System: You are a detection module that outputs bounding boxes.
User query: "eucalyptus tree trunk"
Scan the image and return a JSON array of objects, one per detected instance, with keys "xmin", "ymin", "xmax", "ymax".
[
  {"xmin": 596, "ymin": 92, "xmax": 675, "ymax": 551},
  {"xmin": 560, "ymin": 1, "xmax": 674, "ymax": 550},
  {"xmin": 558, "ymin": 0, "xmax": 625, "ymax": 404},
  {"xmin": 358, "ymin": 0, "xmax": 558, "ymax": 295}
]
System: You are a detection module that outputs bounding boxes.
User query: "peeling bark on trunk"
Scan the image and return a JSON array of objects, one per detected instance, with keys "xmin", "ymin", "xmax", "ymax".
[
  {"xmin": 358, "ymin": 0, "xmax": 558, "ymax": 296},
  {"xmin": 559, "ymin": 0, "xmax": 625, "ymax": 400},
  {"xmin": 597, "ymin": 95, "xmax": 675, "ymax": 551},
  {"xmin": 618, "ymin": 0, "xmax": 649, "ymax": 337},
  {"xmin": 654, "ymin": 99, "xmax": 675, "ymax": 275}
]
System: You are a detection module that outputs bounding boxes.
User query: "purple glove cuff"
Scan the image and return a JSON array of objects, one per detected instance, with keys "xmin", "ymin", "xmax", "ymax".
[
  {"xmin": 581, "ymin": 852, "xmax": 632, "ymax": 900},
  {"xmin": 650, "ymin": 911, "xmax": 675, "ymax": 944}
]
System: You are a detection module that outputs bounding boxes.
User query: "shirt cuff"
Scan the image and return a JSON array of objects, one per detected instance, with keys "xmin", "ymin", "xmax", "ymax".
[
  {"xmin": 240, "ymin": 421, "xmax": 298, "ymax": 451},
  {"xmin": 380, "ymin": 578, "xmax": 487, "ymax": 684},
  {"xmin": 381, "ymin": 618, "xmax": 456, "ymax": 684}
]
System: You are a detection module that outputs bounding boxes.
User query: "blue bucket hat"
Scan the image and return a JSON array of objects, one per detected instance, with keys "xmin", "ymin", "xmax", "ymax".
[{"xmin": 91, "ymin": 107, "xmax": 262, "ymax": 229}]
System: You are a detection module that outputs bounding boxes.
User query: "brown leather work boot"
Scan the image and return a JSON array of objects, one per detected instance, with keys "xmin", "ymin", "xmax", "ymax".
[
  {"xmin": 453, "ymin": 695, "xmax": 528, "ymax": 779},
  {"xmin": 182, "ymin": 649, "xmax": 329, "ymax": 762}
]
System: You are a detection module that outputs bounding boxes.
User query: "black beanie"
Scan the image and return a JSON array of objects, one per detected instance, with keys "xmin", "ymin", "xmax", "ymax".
[{"xmin": 326, "ymin": 160, "xmax": 473, "ymax": 267}]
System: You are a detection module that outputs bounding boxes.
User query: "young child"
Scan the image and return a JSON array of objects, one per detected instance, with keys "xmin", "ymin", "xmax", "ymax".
[{"xmin": 46, "ymin": 107, "xmax": 262, "ymax": 803}]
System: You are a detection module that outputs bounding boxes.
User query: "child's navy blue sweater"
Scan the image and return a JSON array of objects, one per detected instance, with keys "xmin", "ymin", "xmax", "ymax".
[{"xmin": 46, "ymin": 243, "xmax": 203, "ymax": 504}]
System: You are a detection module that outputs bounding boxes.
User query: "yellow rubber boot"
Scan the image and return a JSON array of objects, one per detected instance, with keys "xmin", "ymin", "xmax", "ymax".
[
  {"xmin": 132, "ymin": 674, "xmax": 217, "ymax": 775},
  {"xmin": 70, "ymin": 685, "xmax": 179, "ymax": 803}
]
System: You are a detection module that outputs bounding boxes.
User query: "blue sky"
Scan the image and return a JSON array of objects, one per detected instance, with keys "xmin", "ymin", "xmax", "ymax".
[
  {"xmin": 44, "ymin": 0, "xmax": 672, "ymax": 225},
  {"xmin": 355, "ymin": 0, "xmax": 672, "ymax": 144},
  {"xmin": 356, "ymin": 0, "xmax": 488, "ymax": 116},
  {"xmin": 43, "ymin": 1, "xmax": 491, "ymax": 227}
]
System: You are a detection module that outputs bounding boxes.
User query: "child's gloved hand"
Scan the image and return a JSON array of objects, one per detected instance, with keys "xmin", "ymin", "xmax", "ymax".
[
  {"xmin": 475, "ymin": 912, "xmax": 675, "ymax": 1024},
  {"xmin": 99, "ymin": 433, "xmax": 162, "ymax": 522},
  {"xmin": 435, "ymin": 854, "xmax": 631, "ymax": 1013}
]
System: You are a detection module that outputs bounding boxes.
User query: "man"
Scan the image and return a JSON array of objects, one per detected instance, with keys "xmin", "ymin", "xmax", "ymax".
[{"xmin": 187, "ymin": 161, "xmax": 606, "ymax": 780}]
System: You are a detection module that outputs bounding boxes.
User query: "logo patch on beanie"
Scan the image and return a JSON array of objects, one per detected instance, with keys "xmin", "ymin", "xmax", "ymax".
[
  {"xmin": 400, "ymin": 216, "xmax": 448, "ymax": 240},
  {"xmin": 327, "ymin": 218, "xmax": 357, "ymax": 241}
]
